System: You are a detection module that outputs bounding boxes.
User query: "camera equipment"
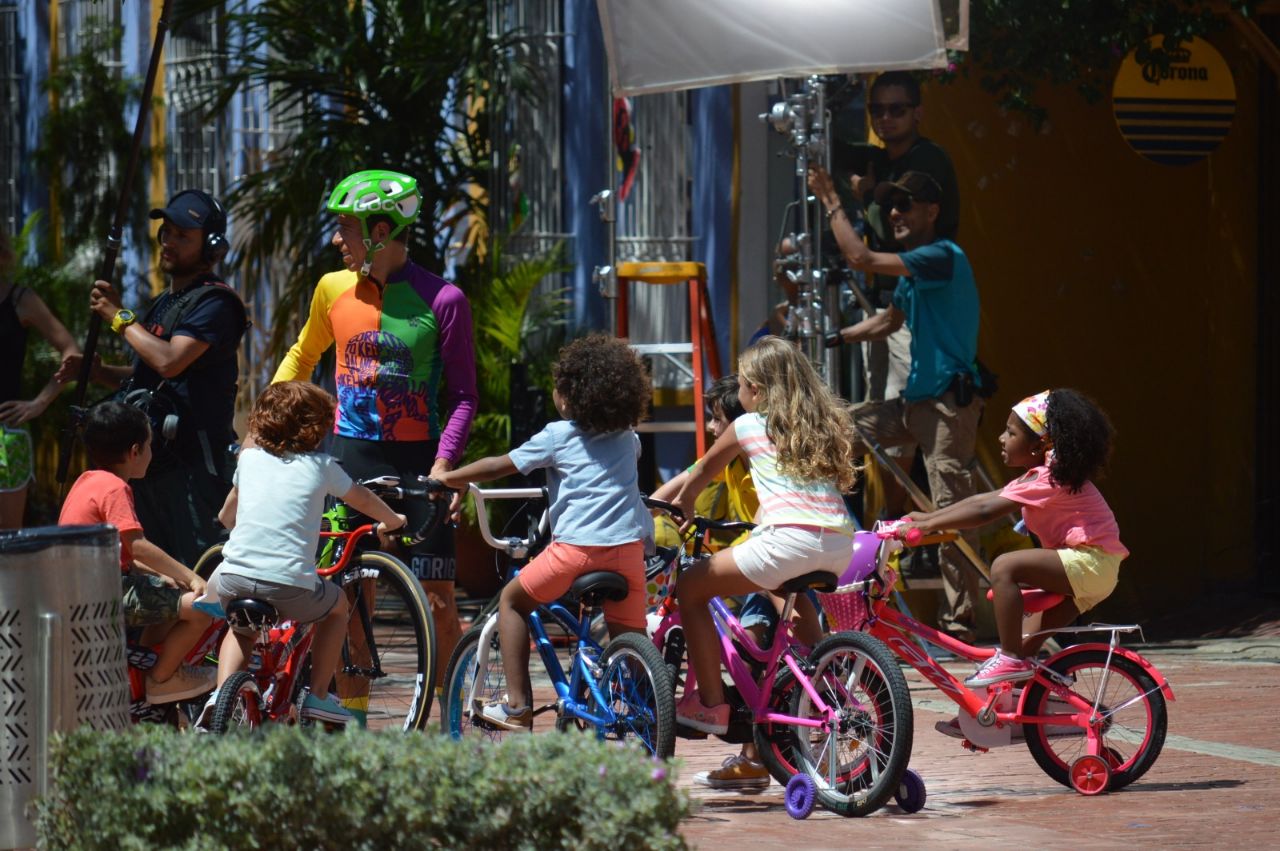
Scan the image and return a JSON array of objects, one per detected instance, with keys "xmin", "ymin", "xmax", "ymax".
[{"xmin": 121, "ymin": 386, "xmax": 180, "ymax": 444}]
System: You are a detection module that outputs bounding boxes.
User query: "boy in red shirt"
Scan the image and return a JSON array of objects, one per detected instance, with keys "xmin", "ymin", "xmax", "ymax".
[{"xmin": 59, "ymin": 401, "xmax": 216, "ymax": 702}]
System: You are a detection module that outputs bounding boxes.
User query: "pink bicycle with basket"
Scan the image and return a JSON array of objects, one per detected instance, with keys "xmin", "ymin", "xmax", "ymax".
[{"xmin": 819, "ymin": 520, "xmax": 1173, "ymax": 796}]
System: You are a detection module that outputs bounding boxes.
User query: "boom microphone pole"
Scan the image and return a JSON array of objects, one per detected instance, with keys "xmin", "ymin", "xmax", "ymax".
[{"xmin": 57, "ymin": 0, "xmax": 175, "ymax": 487}]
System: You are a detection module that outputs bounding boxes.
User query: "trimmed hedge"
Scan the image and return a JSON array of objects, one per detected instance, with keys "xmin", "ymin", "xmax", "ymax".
[{"xmin": 36, "ymin": 727, "xmax": 689, "ymax": 850}]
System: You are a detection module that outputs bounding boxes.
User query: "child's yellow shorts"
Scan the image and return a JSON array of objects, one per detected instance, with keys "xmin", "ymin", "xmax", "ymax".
[{"xmin": 1058, "ymin": 545, "xmax": 1124, "ymax": 613}]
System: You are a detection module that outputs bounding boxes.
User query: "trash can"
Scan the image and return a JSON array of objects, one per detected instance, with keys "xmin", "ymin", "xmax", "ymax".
[{"xmin": 0, "ymin": 524, "xmax": 128, "ymax": 850}]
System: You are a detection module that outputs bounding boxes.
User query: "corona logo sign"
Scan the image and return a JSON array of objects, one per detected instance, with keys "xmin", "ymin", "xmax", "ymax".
[{"xmin": 1113, "ymin": 36, "xmax": 1235, "ymax": 166}]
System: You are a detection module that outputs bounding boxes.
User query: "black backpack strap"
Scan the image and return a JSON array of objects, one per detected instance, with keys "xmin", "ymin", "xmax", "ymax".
[{"xmin": 146, "ymin": 276, "xmax": 250, "ymax": 341}]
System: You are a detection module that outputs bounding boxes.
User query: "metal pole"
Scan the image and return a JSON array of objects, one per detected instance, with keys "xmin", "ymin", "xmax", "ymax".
[{"xmin": 57, "ymin": 0, "xmax": 176, "ymax": 486}]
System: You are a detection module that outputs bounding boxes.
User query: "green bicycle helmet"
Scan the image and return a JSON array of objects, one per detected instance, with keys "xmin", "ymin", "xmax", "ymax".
[{"xmin": 326, "ymin": 169, "xmax": 422, "ymax": 275}]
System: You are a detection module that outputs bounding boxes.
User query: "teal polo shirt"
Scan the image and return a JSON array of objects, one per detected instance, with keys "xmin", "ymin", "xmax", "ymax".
[{"xmin": 891, "ymin": 239, "xmax": 980, "ymax": 402}]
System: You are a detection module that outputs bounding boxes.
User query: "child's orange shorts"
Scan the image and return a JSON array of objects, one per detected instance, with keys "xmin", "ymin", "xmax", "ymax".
[{"xmin": 517, "ymin": 540, "xmax": 647, "ymax": 628}]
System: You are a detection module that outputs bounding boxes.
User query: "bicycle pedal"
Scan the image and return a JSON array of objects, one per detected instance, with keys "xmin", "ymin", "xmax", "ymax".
[
  {"xmin": 960, "ymin": 739, "xmax": 989, "ymax": 754},
  {"xmin": 676, "ymin": 722, "xmax": 709, "ymax": 740}
]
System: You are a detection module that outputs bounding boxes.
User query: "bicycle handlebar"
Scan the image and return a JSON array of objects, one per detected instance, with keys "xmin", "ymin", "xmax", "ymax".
[{"xmin": 643, "ymin": 497, "xmax": 757, "ymax": 535}]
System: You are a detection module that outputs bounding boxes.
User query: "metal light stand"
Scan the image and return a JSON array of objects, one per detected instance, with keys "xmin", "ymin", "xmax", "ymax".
[{"xmin": 760, "ymin": 76, "xmax": 849, "ymax": 390}]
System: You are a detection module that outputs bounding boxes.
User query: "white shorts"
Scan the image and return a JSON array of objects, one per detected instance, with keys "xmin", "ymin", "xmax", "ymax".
[{"xmin": 730, "ymin": 524, "xmax": 854, "ymax": 591}]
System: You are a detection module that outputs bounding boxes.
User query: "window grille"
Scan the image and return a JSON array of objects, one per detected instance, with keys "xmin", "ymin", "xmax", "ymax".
[{"xmin": 165, "ymin": 10, "xmax": 226, "ymax": 198}]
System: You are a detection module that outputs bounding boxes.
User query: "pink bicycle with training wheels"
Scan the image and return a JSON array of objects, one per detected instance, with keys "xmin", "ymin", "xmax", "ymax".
[
  {"xmin": 820, "ymin": 521, "xmax": 1173, "ymax": 796},
  {"xmin": 646, "ymin": 499, "xmax": 916, "ymax": 819}
]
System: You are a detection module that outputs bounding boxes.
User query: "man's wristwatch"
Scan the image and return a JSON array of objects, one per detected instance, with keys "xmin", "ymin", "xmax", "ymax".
[{"xmin": 110, "ymin": 308, "xmax": 137, "ymax": 335}]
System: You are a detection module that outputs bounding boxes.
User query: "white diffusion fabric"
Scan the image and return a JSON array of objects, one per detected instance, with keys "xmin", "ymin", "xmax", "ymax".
[{"xmin": 597, "ymin": 0, "xmax": 950, "ymax": 96}]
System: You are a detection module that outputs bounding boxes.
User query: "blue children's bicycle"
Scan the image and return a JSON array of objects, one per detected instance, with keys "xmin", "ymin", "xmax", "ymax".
[{"xmin": 440, "ymin": 485, "xmax": 676, "ymax": 758}]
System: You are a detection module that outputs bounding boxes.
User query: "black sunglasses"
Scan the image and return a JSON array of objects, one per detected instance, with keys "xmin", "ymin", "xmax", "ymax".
[{"xmin": 868, "ymin": 101, "xmax": 916, "ymax": 119}]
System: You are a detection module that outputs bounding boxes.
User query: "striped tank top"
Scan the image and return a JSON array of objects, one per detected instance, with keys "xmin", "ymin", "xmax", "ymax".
[{"xmin": 734, "ymin": 413, "xmax": 854, "ymax": 534}]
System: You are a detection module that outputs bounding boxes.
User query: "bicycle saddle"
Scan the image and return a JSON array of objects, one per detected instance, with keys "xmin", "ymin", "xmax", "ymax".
[
  {"xmin": 567, "ymin": 571, "xmax": 630, "ymax": 607},
  {"xmin": 226, "ymin": 598, "xmax": 280, "ymax": 631},
  {"xmin": 776, "ymin": 570, "xmax": 839, "ymax": 594},
  {"xmin": 986, "ymin": 587, "xmax": 1065, "ymax": 613}
]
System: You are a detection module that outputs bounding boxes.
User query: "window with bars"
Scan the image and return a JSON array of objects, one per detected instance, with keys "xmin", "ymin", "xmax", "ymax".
[
  {"xmin": 489, "ymin": 0, "xmax": 567, "ymax": 262},
  {"xmin": 1, "ymin": 4, "xmax": 20, "ymax": 237},
  {"xmin": 165, "ymin": 10, "xmax": 227, "ymax": 198}
]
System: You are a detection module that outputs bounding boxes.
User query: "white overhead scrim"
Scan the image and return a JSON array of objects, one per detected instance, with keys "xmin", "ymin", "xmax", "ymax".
[{"xmin": 597, "ymin": 0, "xmax": 966, "ymax": 97}]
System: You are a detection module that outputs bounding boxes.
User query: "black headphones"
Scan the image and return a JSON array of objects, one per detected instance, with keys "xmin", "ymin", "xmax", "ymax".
[{"xmin": 200, "ymin": 192, "xmax": 230, "ymax": 265}]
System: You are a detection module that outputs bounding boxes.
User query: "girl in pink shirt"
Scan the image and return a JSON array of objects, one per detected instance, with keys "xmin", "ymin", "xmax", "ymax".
[{"xmin": 904, "ymin": 389, "xmax": 1125, "ymax": 687}]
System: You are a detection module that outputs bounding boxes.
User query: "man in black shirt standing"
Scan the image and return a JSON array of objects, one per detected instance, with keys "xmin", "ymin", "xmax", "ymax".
[{"xmin": 66, "ymin": 190, "xmax": 248, "ymax": 566}]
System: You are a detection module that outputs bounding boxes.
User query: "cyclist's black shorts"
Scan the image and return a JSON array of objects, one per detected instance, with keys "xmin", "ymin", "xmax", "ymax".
[{"xmin": 330, "ymin": 435, "xmax": 456, "ymax": 582}]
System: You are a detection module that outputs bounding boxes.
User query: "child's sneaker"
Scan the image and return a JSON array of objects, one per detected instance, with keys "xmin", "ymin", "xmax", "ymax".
[
  {"xmin": 694, "ymin": 754, "xmax": 770, "ymax": 791},
  {"xmin": 301, "ymin": 691, "xmax": 354, "ymax": 725},
  {"xmin": 192, "ymin": 690, "xmax": 219, "ymax": 732},
  {"xmin": 476, "ymin": 700, "xmax": 532, "ymax": 732},
  {"xmin": 676, "ymin": 691, "xmax": 730, "ymax": 735},
  {"xmin": 146, "ymin": 664, "xmax": 217, "ymax": 703},
  {"xmin": 964, "ymin": 651, "xmax": 1033, "ymax": 687}
]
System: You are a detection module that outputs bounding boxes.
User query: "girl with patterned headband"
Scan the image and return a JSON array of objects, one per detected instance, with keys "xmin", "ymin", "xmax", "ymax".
[{"xmin": 903, "ymin": 388, "xmax": 1126, "ymax": 690}]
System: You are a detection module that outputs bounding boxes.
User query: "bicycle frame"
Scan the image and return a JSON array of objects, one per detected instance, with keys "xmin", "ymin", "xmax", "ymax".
[{"xmin": 653, "ymin": 595, "xmax": 837, "ymax": 736}]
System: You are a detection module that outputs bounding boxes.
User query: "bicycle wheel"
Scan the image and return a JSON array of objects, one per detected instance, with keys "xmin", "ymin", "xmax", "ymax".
[
  {"xmin": 440, "ymin": 616, "xmax": 530, "ymax": 741},
  {"xmin": 787, "ymin": 632, "xmax": 913, "ymax": 817},
  {"xmin": 595, "ymin": 632, "xmax": 676, "ymax": 759},
  {"xmin": 335, "ymin": 551, "xmax": 435, "ymax": 732},
  {"xmin": 1023, "ymin": 649, "xmax": 1167, "ymax": 791},
  {"xmin": 209, "ymin": 671, "xmax": 262, "ymax": 733}
]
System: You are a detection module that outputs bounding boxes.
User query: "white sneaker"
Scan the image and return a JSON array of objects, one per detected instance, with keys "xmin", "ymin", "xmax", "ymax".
[
  {"xmin": 193, "ymin": 690, "xmax": 219, "ymax": 732},
  {"xmin": 147, "ymin": 665, "xmax": 217, "ymax": 703}
]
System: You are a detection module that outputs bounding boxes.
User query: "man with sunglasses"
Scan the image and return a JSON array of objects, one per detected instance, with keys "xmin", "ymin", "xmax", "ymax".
[
  {"xmin": 812, "ymin": 169, "xmax": 984, "ymax": 645},
  {"xmin": 64, "ymin": 189, "xmax": 248, "ymax": 567}
]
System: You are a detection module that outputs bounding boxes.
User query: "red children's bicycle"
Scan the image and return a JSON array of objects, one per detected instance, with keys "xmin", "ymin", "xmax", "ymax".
[{"xmin": 820, "ymin": 522, "xmax": 1173, "ymax": 796}]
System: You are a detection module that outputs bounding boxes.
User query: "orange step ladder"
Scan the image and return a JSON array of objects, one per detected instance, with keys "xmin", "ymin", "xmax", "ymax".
[{"xmin": 613, "ymin": 261, "xmax": 722, "ymax": 456}]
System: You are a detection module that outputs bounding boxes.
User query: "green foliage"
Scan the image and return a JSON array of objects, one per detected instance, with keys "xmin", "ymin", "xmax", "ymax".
[
  {"xmin": 35, "ymin": 23, "xmax": 152, "ymax": 254},
  {"xmin": 944, "ymin": 0, "xmax": 1254, "ymax": 123},
  {"xmin": 180, "ymin": 0, "xmax": 538, "ymax": 358},
  {"xmin": 453, "ymin": 236, "xmax": 571, "ymax": 528},
  {"xmin": 459, "ymin": 237, "xmax": 571, "ymax": 463},
  {"xmin": 36, "ymin": 725, "xmax": 689, "ymax": 851}
]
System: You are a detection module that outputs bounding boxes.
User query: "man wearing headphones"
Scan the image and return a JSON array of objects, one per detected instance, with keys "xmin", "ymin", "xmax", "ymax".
[{"xmin": 69, "ymin": 189, "xmax": 248, "ymax": 566}]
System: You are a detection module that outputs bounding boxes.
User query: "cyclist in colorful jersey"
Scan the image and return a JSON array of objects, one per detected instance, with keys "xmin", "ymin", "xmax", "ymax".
[{"xmin": 273, "ymin": 170, "xmax": 478, "ymax": 693}]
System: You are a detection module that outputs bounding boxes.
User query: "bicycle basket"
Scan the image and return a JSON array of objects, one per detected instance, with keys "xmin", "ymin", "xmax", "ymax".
[
  {"xmin": 644, "ymin": 546, "xmax": 679, "ymax": 610},
  {"xmin": 817, "ymin": 589, "xmax": 870, "ymax": 632}
]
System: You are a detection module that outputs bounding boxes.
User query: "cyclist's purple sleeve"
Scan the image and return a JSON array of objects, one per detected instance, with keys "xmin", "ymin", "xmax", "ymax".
[{"xmin": 430, "ymin": 282, "xmax": 478, "ymax": 466}]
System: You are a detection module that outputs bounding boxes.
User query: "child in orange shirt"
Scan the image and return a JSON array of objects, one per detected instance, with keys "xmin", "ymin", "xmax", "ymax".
[{"xmin": 59, "ymin": 401, "xmax": 216, "ymax": 702}]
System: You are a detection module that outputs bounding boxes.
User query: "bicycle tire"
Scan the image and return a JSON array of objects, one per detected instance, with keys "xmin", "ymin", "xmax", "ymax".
[
  {"xmin": 193, "ymin": 542, "xmax": 224, "ymax": 580},
  {"xmin": 208, "ymin": 670, "xmax": 262, "ymax": 733},
  {"xmin": 440, "ymin": 616, "xmax": 531, "ymax": 741},
  {"xmin": 595, "ymin": 632, "xmax": 676, "ymax": 759},
  {"xmin": 787, "ymin": 632, "xmax": 913, "ymax": 817},
  {"xmin": 335, "ymin": 551, "xmax": 435, "ymax": 732},
  {"xmin": 1022, "ymin": 649, "xmax": 1167, "ymax": 791}
]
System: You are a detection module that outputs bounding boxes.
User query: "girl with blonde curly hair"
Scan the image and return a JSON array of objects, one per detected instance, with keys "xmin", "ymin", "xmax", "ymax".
[{"xmin": 672, "ymin": 335, "xmax": 858, "ymax": 735}]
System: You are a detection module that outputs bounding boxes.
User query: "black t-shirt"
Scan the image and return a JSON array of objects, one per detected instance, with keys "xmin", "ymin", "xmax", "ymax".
[
  {"xmin": 135, "ymin": 279, "xmax": 245, "ymax": 459},
  {"xmin": 862, "ymin": 136, "xmax": 960, "ymax": 246}
]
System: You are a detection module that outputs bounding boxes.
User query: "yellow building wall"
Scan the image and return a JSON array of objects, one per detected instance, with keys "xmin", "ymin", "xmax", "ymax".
[{"xmin": 918, "ymin": 30, "xmax": 1259, "ymax": 621}]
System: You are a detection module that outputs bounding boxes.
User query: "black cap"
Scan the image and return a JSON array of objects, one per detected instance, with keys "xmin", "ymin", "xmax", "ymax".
[
  {"xmin": 149, "ymin": 189, "xmax": 223, "ymax": 232},
  {"xmin": 873, "ymin": 171, "xmax": 943, "ymax": 207}
]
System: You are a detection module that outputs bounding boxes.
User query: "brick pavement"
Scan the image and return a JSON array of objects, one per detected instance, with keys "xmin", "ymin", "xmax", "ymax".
[
  {"xmin": 674, "ymin": 637, "xmax": 1280, "ymax": 849},
  {"xmin": 440, "ymin": 605, "xmax": 1280, "ymax": 848}
]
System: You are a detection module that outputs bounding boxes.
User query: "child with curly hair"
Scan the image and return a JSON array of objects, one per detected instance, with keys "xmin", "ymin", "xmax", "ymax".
[
  {"xmin": 904, "ymin": 389, "xmax": 1127, "ymax": 687},
  {"xmin": 672, "ymin": 335, "xmax": 858, "ymax": 734},
  {"xmin": 436, "ymin": 334, "xmax": 653, "ymax": 731},
  {"xmin": 210, "ymin": 381, "xmax": 407, "ymax": 725}
]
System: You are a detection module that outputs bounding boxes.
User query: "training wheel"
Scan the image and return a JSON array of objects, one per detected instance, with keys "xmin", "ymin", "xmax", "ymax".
[
  {"xmin": 1069, "ymin": 754, "xmax": 1111, "ymax": 795},
  {"xmin": 1102, "ymin": 745, "xmax": 1125, "ymax": 770},
  {"xmin": 894, "ymin": 768, "xmax": 927, "ymax": 813},
  {"xmin": 785, "ymin": 773, "xmax": 817, "ymax": 819}
]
